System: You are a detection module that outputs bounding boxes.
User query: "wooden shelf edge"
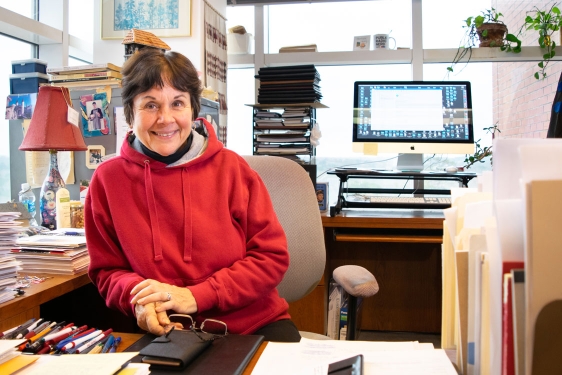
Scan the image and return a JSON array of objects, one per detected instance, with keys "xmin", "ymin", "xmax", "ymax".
[{"xmin": 335, "ymin": 233, "xmax": 443, "ymax": 244}]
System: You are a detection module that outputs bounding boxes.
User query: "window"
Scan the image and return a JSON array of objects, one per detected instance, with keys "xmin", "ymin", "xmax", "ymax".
[{"xmin": 0, "ymin": 35, "xmax": 35, "ymax": 203}]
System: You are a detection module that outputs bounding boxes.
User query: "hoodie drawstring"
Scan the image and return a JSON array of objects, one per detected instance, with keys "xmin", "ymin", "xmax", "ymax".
[
  {"xmin": 182, "ymin": 168, "xmax": 193, "ymax": 261},
  {"xmin": 144, "ymin": 160, "xmax": 163, "ymax": 261}
]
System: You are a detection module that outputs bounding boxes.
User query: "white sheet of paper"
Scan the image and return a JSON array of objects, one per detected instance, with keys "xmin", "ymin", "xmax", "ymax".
[
  {"xmin": 16, "ymin": 352, "xmax": 139, "ymax": 375},
  {"xmin": 494, "ymin": 199, "xmax": 524, "ymax": 262},
  {"xmin": 251, "ymin": 338, "xmax": 455, "ymax": 375},
  {"xmin": 493, "ymin": 138, "xmax": 562, "ymax": 201},
  {"xmin": 477, "ymin": 171, "xmax": 493, "ymax": 193},
  {"xmin": 114, "ymin": 106, "xmax": 129, "ymax": 156},
  {"xmin": 464, "ymin": 200, "xmax": 493, "ymax": 229}
]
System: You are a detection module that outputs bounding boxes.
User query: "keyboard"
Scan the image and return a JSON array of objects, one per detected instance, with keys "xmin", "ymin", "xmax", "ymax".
[{"xmin": 369, "ymin": 196, "xmax": 451, "ymax": 209}]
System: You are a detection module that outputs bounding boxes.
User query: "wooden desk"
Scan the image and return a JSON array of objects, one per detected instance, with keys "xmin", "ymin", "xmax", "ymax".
[
  {"xmin": 0, "ymin": 272, "xmax": 91, "ymax": 332},
  {"xmin": 291, "ymin": 210, "xmax": 444, "ymax": 334}
]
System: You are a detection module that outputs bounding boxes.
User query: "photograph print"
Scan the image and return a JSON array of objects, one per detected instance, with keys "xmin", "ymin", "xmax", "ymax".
[
  {"xmin": 5, "ymin": 93, "xmax": 37, "ymax": 120},
  {"xmin": 102, "ymin": 0, "xmax": 191, "ymax": 39},
  {"xmin": 80, "ymin": 92, "xmax": 111, "ymax": 137}
]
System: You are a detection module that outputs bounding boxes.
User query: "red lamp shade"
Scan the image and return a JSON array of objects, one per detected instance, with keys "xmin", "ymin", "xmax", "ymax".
[{"xmin": 19, "ymin": 86, "xmax": 88, "ymax": 151}]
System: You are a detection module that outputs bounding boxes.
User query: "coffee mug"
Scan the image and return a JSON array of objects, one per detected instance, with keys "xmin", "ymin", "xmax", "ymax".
[{"xmin": 373, "ymin": 34, "xmax": 396, "ymax": 50}]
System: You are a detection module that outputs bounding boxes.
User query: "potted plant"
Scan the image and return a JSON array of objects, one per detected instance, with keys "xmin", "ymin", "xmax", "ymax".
[
  {"xmin": 448, "ymin": 8, "xmax": 521, "ymax": 75},
  {"xmin": 520, "ymin": 4, "xmax": 562, "ymax": 79},
  {"xmin": 463, "ymin": 123, "xmax": 501, "ymax": 169}
]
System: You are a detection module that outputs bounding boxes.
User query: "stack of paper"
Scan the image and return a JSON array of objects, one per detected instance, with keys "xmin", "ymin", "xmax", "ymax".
[
  {"xmin": 14, "ymin": 233, "xmax": 89, "ymax": 275},
  {"xmin": 252, "ymin": 338, "xmax": 457, "ymax": 375},
  {"xmin": 0, "ymin": 212, "xmax": 24, "ymax": 302}
]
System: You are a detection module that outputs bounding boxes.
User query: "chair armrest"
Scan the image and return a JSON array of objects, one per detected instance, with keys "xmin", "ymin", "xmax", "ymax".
[{"xmin": 333, "ymin": 265, "xmax": 379, "ymax": 298}]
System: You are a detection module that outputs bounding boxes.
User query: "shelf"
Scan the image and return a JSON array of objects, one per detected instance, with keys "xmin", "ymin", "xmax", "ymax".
[{"xmin": 228, "ymin": 46, "xmax": 562, "ymax": 68}]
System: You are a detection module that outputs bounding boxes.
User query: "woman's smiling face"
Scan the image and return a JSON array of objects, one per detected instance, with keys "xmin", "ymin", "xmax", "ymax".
[{"xmin": 131, "ymin": 82, "xmax": 193, "ymax": 156}]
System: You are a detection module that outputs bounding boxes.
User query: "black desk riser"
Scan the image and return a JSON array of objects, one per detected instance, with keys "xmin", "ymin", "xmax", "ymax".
[{"xmin": 328, "ymin": 169, "xmax": 478, "ymax": 216}]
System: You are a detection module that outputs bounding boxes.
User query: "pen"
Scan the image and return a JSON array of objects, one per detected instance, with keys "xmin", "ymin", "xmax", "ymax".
[
  {"xmin": 62, "ymin": 329, "xmax": 102, "ymax": 352},
  {"xmin": 55, "ymin": 326, "xmax": 91, "ymax": 351},
  {"xmin": 88, "ymin": 343, "xmax": 103, "ymax": 354},
  {"xmin": 109, "ymin": 337, "xmax": 121, "ymax": 353},
  {"xmin": 81, "ymin": 335, "xmax": 111, "ymax": 354},
  {"xmin": 3, "ymin": 318, "xmax": 35, "ymax": 340},
  {"xmin": 75, "ymin": 329, "xmax": 113, "ymax": 354},
  {"xmin": 28, "ymin": 321, "xmax": 57, "ymax": 344},
  {"xmin": 15, "ymin": 319, "xmax": 43, "ymax": 339},
  {"xmin": 101, "ymin": 335, "xmax": 114, "ymax": 353}
]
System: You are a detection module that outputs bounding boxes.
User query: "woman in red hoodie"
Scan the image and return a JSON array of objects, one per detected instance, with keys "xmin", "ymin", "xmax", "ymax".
[{"xmin": 85, "ymin": 48, "xmax": 300, "ymax": 342}]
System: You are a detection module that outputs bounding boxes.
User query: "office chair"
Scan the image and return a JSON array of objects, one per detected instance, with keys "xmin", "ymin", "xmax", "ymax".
[{"xmin": 242, "ymin": 155, "xmax": 379, "ymax": 340}]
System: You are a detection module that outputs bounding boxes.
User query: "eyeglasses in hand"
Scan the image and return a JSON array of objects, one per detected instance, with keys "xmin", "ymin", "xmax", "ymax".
[{"xmin": 168, "ymin": 314, "xmax": 228, "ymax": 342}]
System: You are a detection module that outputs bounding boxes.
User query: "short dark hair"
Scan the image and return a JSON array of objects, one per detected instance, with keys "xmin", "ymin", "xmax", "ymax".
[{"xmin": 121, "ymin": 49, "xmax": 203, "ymax": 125}]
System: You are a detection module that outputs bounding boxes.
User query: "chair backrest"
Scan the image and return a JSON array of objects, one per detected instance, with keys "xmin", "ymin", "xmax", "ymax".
[{"xmin": 243, "ymin": 155, "xmax": 326, "ymax": 303}]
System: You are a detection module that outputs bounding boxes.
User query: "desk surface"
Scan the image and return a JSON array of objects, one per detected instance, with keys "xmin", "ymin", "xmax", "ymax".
[
  {"xmin": 0, "ymin": 272, "xmax": 91, "ymax": 331},
  {"xmin": 322, "ymin": 209, "xmax": 444, "ymax": 229}
]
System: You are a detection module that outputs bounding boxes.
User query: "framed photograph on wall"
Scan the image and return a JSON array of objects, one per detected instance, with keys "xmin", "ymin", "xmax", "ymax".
[
  {"xmin": 101, "ymin": 0, "xmax": 192, "ymax": 40},
  {"xmin": 86, "ymin": 145, "xmax": 105, "ymax": 169}
]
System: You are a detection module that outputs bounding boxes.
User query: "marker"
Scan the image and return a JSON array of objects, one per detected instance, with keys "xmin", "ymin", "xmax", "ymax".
[
  {"xmin": 61, "ymin": 329, "xmax": 102, "ymax": 352},
  {"xmin": 75, "ymin": 329, "xmax": 113, "ymax": 354},
  {"xmin": 55, "ymin": 326, "xmax": 91, "ymax": 350}
]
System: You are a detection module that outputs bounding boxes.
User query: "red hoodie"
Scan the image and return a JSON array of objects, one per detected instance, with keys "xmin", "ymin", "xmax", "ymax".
[{"xmin": 86, "ymin": 119, "xmax": 290, "ymax": 334}]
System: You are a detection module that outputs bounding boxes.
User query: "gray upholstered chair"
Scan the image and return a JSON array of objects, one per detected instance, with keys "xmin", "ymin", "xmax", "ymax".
[{"xmin": 243, "ymin": 155, "xmax": 379, "ymax": 340}]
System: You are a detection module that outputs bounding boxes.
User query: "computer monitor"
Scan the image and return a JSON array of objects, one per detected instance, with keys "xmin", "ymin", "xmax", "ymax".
[{"xmin": 352, "ymin": 81, "xmax": 475, "ymax": 171}]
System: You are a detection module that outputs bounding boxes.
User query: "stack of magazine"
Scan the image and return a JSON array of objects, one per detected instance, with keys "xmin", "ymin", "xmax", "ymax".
[
  {"xmin": 13, "ymin": 229, "xmax": 89, "ymax": 275},
  {"xmin": 254, "ymin": 65, "xmax": 322, "ymax": 104},
  {"xmin": 47, "ymin": 63, "xmax": 122, "ymax": 88},
  {"xmin": 0, "ymin": 212, "xmax": 24, "ymax": 303}
]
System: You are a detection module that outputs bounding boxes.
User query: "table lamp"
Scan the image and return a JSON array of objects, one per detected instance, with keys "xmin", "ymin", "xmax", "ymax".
[{"xmin": 19, "ymin": 86, "xmax": 87, "ymax": 230}]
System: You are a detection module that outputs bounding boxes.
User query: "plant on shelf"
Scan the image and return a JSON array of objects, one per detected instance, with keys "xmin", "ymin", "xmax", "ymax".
[
  {"xmin": 520, "ymin": 4, "xmax": 562, "ymax": 80},
  {"xmin": 463, "ymin": 123, "xmax": 501, "ymax": 170},
  {"xmin": 447, "ymin": 8, "xmax": 521, "ymax": 75}
]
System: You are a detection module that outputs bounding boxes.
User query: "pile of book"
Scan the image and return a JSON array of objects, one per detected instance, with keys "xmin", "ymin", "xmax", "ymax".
[
  {"xmin": 47, "ymin": 63, "xmax": 122, "ymax": 88},
  {"xmin": 0, "ymin": 212, "xmax": 24, "ymax": 303},
  {"xmin": 254, "ymin": 107, "xmax": 312, "ymax": 158},
  {"xmin": 14, "ymin": 229, "xmax": 89, "ymax": 275},
  {"xmin": 255, "ymin": 65, "xmax": 322, "ymax": 104}
]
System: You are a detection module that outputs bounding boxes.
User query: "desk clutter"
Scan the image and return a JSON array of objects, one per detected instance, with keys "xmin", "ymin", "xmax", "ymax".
[
  {"xmin": 0, "ymin": 318, "xmax": 147, "ymax": 375},
  {"xmin": 442, "ymin": 139, "xmax": 562, "ymax": 375},
  {"xmin": 0, "ymin": 211, "xmax": 27, "ymax": 304},
  {"xmin": 13, "ymin": 228, "xmax": 88, "ymax": 275}
]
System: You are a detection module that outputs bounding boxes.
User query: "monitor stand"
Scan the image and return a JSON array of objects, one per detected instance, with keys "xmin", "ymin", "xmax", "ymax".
[{"xmin": 396, "ymin": 153, "xmax": 424, "ymax": 172}]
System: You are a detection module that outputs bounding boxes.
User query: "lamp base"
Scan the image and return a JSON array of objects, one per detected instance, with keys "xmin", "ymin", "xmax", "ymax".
[{"xmin": 40, "ymin": 150, "xmax": 66, "ymax": 230}]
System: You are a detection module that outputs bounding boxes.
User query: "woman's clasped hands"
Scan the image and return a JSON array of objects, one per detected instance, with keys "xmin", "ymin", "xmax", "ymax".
[{"xmin": 130, "ymin": 279, "xmax": 198, "ymax": 335}]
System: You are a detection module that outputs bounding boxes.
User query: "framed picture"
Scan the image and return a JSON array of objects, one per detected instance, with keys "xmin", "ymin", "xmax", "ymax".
[
  {"xmin": 353, "ymin": 35, "xmax": 371, "ymax": 51},
  {"xmin": 80, "ymin": 93, "xmax": 111, "ymax": 137},
  {"xmin": 101, "ymin": 0, "xmax": 192, "ymax": 40},
  {"xmin": 86, "ymin": 145, "xmax": 105, "ymax": 169},
  {"xmin": 316, "ymin": 182, "xmax": 328, "ymax": 212}
]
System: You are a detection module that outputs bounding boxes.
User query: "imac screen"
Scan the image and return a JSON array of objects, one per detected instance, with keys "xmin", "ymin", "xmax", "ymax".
[{"xmin": 353, "ymin": 81, "xmax": 474, "ymax": 145}]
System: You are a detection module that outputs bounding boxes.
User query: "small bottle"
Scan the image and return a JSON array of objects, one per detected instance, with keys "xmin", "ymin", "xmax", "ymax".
[
  {"xmin": 18, "ymin": 183, "xmax": 38, "ymax": 226},
  {"xmin": 70, "ymin": 201, "xmax": 84, "ymax": 229}
]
